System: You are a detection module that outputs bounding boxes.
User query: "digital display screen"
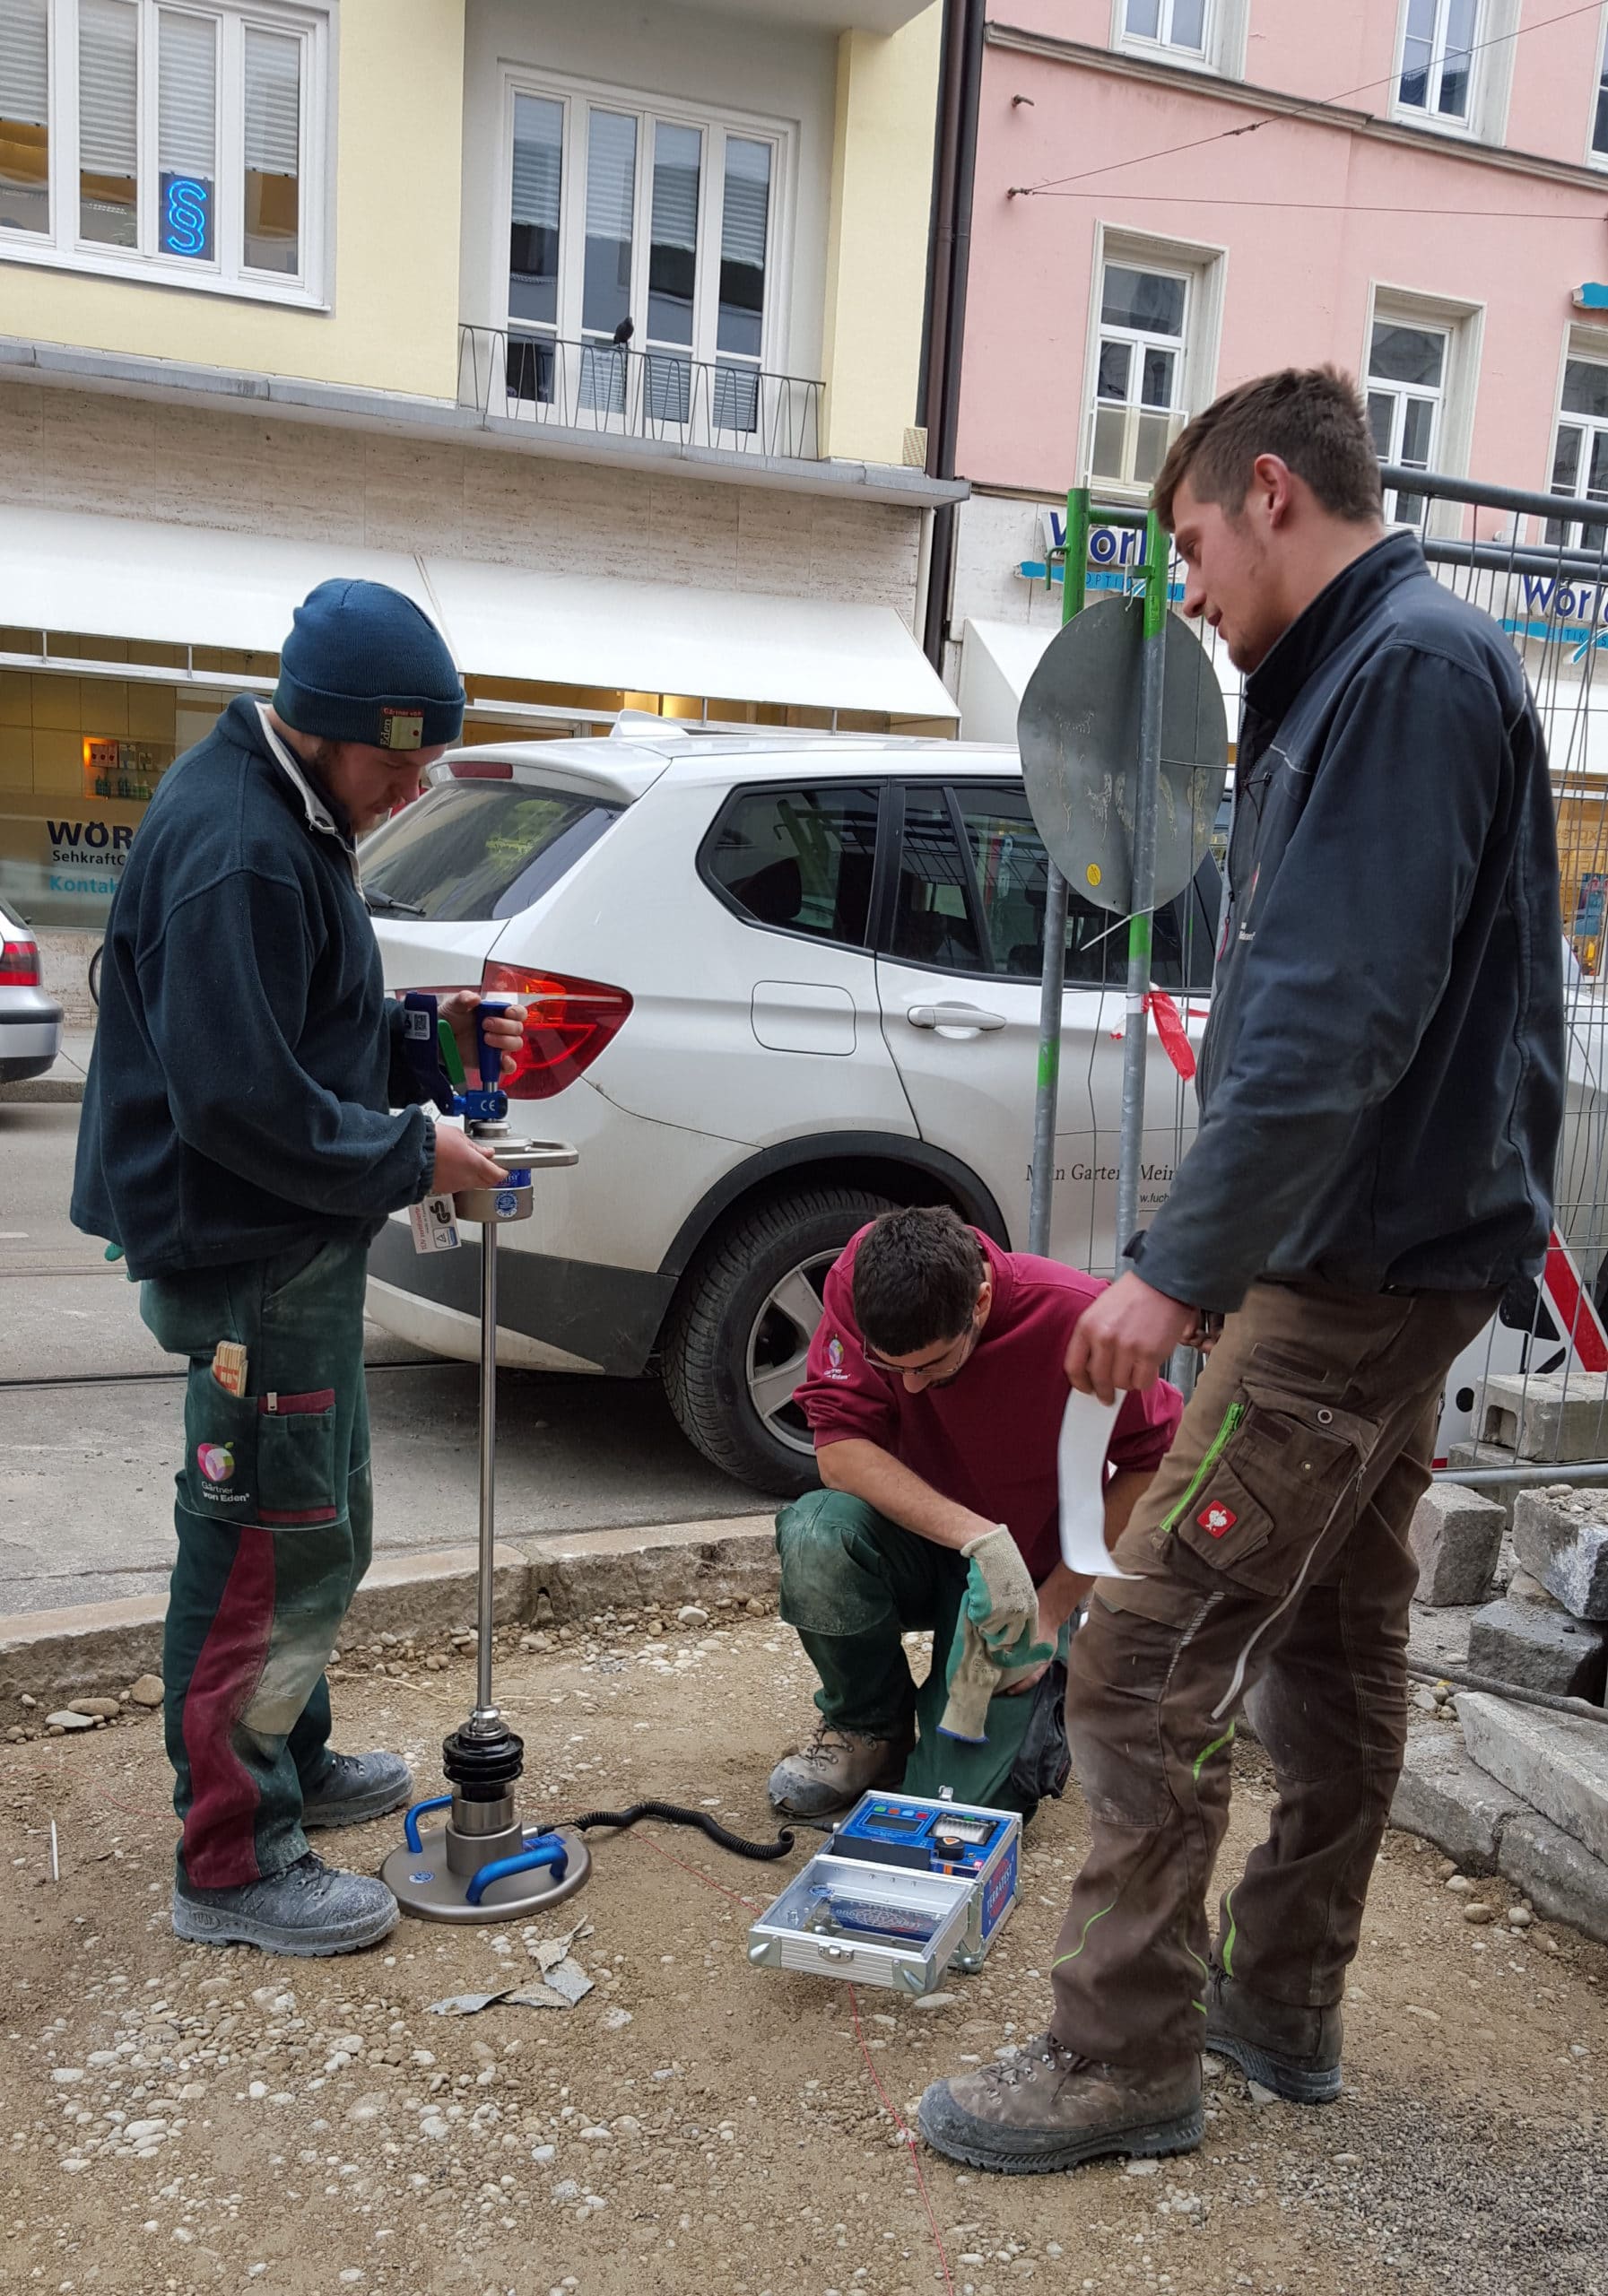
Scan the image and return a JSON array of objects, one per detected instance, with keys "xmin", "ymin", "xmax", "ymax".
[
  {"xmin": 865, "ymin": 1809, "xmax": 926, "ymax": 1836},
  {"xmin": 933, "ymin": 1817, "xmax": 993, "ymax": 1847}
]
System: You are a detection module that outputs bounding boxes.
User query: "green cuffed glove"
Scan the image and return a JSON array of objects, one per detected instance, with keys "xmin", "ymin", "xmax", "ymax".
[{"xmin": 937, "ymin": 1528, "xmax": 1052, "ymax": 1744}]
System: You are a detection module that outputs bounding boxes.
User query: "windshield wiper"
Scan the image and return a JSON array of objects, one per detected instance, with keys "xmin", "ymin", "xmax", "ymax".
[{"xmin": 364, "ymin": 887, "xmax": 424, "ymax": 917}]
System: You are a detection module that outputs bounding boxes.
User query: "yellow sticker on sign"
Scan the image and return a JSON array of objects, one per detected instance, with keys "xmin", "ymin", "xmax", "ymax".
[{"xmin": 1085, "ymin": 863, "xmax": 1102, "ymax": 887}]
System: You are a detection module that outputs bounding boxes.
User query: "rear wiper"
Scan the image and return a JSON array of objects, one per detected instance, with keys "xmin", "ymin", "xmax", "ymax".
[{"xmin": 364, "ymin": 887, "xmax": 424, "ymax": 916}]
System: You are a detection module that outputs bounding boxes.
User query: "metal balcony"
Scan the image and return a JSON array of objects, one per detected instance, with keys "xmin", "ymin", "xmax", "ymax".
[{"xmin": 456, "ymin": 326, "xmax": 824, "ymax": 463}]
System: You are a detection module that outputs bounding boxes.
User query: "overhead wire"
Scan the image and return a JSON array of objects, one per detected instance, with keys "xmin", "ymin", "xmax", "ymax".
[{"xmin": 1008, "ymin": 0, "xmax": 1608, "ymax": 199}]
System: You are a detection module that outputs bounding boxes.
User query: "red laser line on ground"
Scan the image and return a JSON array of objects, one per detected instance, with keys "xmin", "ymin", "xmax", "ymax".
[{"xmin": 847, "ymin": 1983, "xmax": 957, "ymax": 2296}]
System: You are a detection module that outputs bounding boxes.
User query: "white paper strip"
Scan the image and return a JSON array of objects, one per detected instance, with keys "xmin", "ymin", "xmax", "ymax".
[{"xmin": 1057, "ymin": 1389, "xmax": 1139, "ymax": 1579}]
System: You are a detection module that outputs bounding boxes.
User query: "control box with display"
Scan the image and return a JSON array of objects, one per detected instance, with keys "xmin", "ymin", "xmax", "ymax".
[{"xmin": 746, "ymin": 1793, "xmax": 1021, "ymax": 1995}]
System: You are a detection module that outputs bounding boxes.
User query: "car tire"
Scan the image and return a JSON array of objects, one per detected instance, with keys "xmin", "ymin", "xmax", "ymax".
[{"xmin": 663, "ymin": 1184, "xmax": 900, "ymax": 1497}]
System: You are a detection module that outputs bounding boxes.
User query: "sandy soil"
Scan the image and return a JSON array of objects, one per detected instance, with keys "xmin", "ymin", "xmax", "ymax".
[{"xmin": 2, "ymin": 1609, "xmax": 1604, "ymax": 2296}]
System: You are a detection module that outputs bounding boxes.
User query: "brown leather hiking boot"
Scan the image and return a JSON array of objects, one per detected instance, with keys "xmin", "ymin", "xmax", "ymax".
[
  {"xmin": 917, "ymin": 2033, "xmax": 1203, "ymax": 2176},
  {"xmin": 1205, "ymin": 1965, "xmax": 1343, "ymax": 2104},
  {"xmin": 766, "ymin": 1718, "xmax": 911, "ymax": 1819}
]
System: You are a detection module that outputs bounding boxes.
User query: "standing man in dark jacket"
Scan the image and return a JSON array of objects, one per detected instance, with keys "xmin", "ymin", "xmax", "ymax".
[
  {"xmin": 73, "ymin": 579, "xmax": 520, "ymax": 1957},
  {"xmin": 920, "ymin": 368, "xmax": 1565, "ymax": 2173}
]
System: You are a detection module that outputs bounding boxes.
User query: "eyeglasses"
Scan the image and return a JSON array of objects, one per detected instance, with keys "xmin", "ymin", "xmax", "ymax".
[{"xmin": 863, "ymin": 1322, "xmax": 978, "ymax": 1378}]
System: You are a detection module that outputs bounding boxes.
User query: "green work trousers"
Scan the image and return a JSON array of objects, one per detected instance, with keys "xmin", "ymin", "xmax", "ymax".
[
  {"xmin": 775, "ymin": 1489, "xmax": 1063, "ymax": 1809},
  {"xmin": 140, "ymin": 1236, "xmax": 373, "ymax": 1890}
]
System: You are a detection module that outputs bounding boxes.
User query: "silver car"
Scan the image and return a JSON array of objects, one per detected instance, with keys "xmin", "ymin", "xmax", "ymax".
[{"xmin": 0, "ymin": 898, "xmax": 64, "ymax": 1085}]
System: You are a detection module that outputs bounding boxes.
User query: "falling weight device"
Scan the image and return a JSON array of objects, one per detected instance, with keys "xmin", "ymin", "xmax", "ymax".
[{"xmin": 382, "ymin": 995, "xmax": 588, "ymax": 1922}]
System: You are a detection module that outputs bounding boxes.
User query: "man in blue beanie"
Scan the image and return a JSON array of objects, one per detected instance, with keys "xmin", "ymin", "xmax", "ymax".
[{"xmin": 73, "ymin": 578, "xmax": 521, "ymax": 1957}]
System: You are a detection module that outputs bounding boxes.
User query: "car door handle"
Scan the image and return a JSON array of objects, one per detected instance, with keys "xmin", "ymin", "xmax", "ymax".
[{"xmin": 906, "ymin": 1003, "xmax": 1007, "ymax": 1032}]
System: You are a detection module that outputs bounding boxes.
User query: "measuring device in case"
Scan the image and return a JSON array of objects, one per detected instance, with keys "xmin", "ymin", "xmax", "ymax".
[{"xmin": 747, "ymin": 1793, "xmax": 1021, "ymax": 1995}]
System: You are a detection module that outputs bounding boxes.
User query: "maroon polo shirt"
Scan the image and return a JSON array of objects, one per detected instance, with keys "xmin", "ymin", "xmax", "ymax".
[{"xmin": 795, "ymin": 1228, "xmax": 1182, "ymax": 1585}]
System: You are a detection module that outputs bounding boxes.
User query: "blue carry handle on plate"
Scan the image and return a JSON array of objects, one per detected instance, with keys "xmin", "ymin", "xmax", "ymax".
[{"xmin": 401, "ymin": 992, "xmax": 510, "ymax": 1124}]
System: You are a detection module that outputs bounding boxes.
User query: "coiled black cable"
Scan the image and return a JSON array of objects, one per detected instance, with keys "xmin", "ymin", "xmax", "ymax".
[{"xmin": 540, "ymin": 1800, "xmax": 796, "ymax": 1861}]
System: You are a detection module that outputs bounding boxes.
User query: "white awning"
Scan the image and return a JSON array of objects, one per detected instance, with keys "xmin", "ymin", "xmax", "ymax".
[
  {"xmin": 958, "ymin": 614, "xmax": 1243, "ymax": 744},
  {"xmin": 0, "ymin": 504, "xmax": 957, "ymax": 723}
]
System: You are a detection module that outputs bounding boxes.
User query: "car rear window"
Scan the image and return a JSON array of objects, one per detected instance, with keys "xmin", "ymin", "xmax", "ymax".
[{"xmin": 360, "ymin": 780, "xmax": 621, "ymax": 923}]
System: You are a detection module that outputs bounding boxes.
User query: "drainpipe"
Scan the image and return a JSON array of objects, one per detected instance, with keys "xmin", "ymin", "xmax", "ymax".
[{"xmin": 921, "ymin": 0, "xmax": 985, "ymax": 674}]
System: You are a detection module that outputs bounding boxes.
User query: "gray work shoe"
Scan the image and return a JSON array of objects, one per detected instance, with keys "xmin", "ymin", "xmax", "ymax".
[
  {"xmin": 918, "ymin": 2033, "xmax": 1203, "ymax": 2176},
  {"xmin": 173, "ymin": 1851, "xmax": 398, "ymax": 1957},
  {"xmin": 767, "ymin": 1719, "xmax": 911, "ymax": 1820},
  {"xmin": 300, "ymin": 1750, "xmax": 414, "ymax": 1831},
  {"xmin": 1205, "ymin": 1964, "xmax": 1343, "ymax": 2103}
]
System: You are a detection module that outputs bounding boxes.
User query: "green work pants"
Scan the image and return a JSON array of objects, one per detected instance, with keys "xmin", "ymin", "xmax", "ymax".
[
  {"xmin": 140, "ymin": 1237, "xmax": 373, "ymax": 1889},
  {"xmin": 775, "ymin": 1489, "xmax": 1063, "ymax": 1810}
]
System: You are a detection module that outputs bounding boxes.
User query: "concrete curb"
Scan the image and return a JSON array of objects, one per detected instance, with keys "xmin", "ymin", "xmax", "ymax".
[
  {"xmin": 0, "ymin": 1512, "xmax": 779, "ymax": 1705},
  {"xmin": 0, "ymin": 1070, "xmax": 85, "ymax": 1104}
]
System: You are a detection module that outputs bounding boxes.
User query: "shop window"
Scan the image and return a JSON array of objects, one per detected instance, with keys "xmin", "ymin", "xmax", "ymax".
[
  {"xmin": 1366, "ymin": 318, "xmax": 1447, "ymax": 528},
  {"xmin": 503, "ymin": 68, "xmax": 784, "ymax": 434},
  {"xmin": 0, "ymin": 0, "xmax": 326, "ymax": 302},
  {"xmin": 1090, "ymin": 258, "xmax": 1191, "ymax": 492},
  {"xmin": 700, "ymin": 785, "xmax": 879, "ymax": 948},
  {"xmin": 1545, "ymin": 353, "xmax": 1608, "ymax": 552}
]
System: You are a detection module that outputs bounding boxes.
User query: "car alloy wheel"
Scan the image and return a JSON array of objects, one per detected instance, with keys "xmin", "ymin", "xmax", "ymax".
[{"xmin": 743, "ymin": 1248, "xmax": 839, "ymax": 1460}]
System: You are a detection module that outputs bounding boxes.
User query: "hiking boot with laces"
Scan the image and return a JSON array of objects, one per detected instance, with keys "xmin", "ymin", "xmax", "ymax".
[
  {"xmin": 172, "ymin": 1851, "xmax": 398, "ymax": 1957},
  {"xmin": 300, "ymin": 1749, "xmax": 413, "ymax": 1831},
  {"xmin": 1205, "ymin": 1964, "xmax": 1343, "ymax": 2103},
  {"xmin": 918, "ymin": 2032, "xmax": 1203, "ymax": 2176},
  {"xmin": 767, "ymin": 1719, "xmax": 911, "ymax": 1819}
]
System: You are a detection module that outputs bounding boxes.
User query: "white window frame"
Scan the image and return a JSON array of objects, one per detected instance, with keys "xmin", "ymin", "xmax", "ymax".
[
  {"xmin": 495, "ymin": 64, "xmax": 794, "ymax": 406},
  {"xmin": 1109, "ymin": 0, "xmax": 1248, "ymax": 78},
  {"xmin": 1390, "ymin": 0, "xmax": 1519, "ymax": 145},
  {"xmin": 1543, "ymin": 327, "xmax": 1608, "ymax": 549},
  {"xmin": 1080, "ymin": 224, "xmax": 1225, "ymax": 501},
  {"xmin": 1587, "ymin": 3, "xmax": 1608, "ymax": 166},
  {"xmin": 0, "ymin": 0, "xmax": 332, "ymax": 308},
  {"xmin": 1361, "ymin": 285, "xmax": 1482, "ymax": 536}
]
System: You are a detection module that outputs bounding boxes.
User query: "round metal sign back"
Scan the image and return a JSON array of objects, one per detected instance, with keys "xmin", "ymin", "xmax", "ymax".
[{"xmin": 1017, "ymin": 593, "xmax": 1230, "ymax": 916}]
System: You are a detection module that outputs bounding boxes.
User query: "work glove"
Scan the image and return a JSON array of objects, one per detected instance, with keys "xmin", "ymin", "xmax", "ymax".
[{"xmin": 938, "ymin": 1528, "xmax": 1052, "ymax": 1744}]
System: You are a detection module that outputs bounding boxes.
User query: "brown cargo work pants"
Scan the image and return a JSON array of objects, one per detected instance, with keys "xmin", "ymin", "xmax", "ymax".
[{"xmin": 1050, "ymin": 1279, "xmax": 1497, "ymax": 2067}]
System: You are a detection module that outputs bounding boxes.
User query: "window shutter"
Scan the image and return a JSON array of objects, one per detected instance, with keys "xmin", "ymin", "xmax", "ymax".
[
  {"xmin": 0, "ymin": 0, "xmax": 49, "ymax": 127},
  {"xmin": 720, "ymin": 136, "xmax": 769, "ymax": 270},
  {"xmin": 158, "ymin": 10, "xmax": 215, "ymax": 179},
  {"xmin": 80, "ymin": 0, "xmax": 138, "ymax": 176},
  {"xmin": 243, "ymin": 25, "xmax": 299, "ymax": 175},
  {"xmin": 511, "ymin": 94, "xmax": 561, "ymax": 230},
  {"xmin": 650, "ymin": 124, "xmax": 699, "ymax": 257},
  {"xmin": 585, "ymin": 109, "xmax": 636, "ymax": 242}
]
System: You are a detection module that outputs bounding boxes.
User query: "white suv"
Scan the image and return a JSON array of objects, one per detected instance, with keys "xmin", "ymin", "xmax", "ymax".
[{"xmin": 361, "ymin": 722, "xmax": 1219, "ymax": 1493}]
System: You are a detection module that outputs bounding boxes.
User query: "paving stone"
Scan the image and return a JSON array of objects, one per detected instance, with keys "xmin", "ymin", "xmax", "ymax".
[
  {"xmin": 1409, "ymin": 1483, "xmax": 1506, "ymax": 1606},
  {"xmin": 1511, "ymin": 1490, "xmax": 1608, "ymax": 1621},
  {"xmin": 1497, "ymin": 1807, "xmax": 1608, "ymax": 1947},
  {"xmin": 1466, "ymin": 1597, "xmax": 1608, "ymax": 1701},
  {"xmin": 1475, "ymin": 1372, "xmax": 1608, "ymax": 1464},
  {"xmin": 1390, "ymin": 1730, "xmax": 1525, "ymax": 1874},
  {"xmin": 1459, "ymin": 1692, "xmax": 1608, "ymax": 1863}
]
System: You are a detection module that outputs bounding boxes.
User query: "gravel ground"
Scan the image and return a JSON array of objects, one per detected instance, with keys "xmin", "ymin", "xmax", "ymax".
[{"xmin": 1, "ymin": 1605, "xmax": 1604, "ymax": 2296}]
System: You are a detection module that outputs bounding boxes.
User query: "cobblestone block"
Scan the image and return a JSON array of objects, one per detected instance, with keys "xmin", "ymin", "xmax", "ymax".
[
  {"xmin": 1498, "ymin": 1808, "xmax": 1608, "ymax": 1945},
  {"xmin": 1511, "ymin": 1490, "xmax": 1608, "ymax": 1620},
  {"xmin": 1466, "ymin": 1596, "xmax": 1608, "ymax": 1701},
  {"xmin": 1390, "ymin": 1729, "xmax": 1524, "ymax": 1874},
  {"xmin": 1408, "ymin": 1483, "xmax": 1506, "ymax": 1606},
  {"xmin": 1460, "ymin": 1692, "xmax": 1608, "ymax": 1863}
]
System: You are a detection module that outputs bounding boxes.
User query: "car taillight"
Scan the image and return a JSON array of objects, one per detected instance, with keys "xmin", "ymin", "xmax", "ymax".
[
  {"xmin": 481, "ymin": 963, "xmax": 632, "ymax": 1100},
  {"xmin": 0, "ymin": 935, "xmax": 39, "ymax": 987}
]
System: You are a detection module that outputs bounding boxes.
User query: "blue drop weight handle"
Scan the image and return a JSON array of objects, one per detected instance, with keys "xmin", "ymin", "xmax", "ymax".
[
  {"xmin": 403, "ymin": 1793, "xmax": 452, "ymax": 1853},
  {"xmin": 474, "ymin": 997, "xmax": 511, "ymax": 1092},
  {"xmin": 465, "ymin": 1832, "xmax": 569, "ymax": 1907}
]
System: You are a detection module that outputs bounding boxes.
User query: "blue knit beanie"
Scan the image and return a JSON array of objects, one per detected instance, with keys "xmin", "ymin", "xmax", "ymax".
[{"xmin": 274, "ymin": 578, "xmax": 465, "ymax": 752}]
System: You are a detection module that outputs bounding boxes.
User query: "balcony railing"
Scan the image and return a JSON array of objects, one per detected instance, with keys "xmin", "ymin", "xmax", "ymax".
[{"xmin": 456, "ymin": 326, "xmax": 824, "ymax": 462}]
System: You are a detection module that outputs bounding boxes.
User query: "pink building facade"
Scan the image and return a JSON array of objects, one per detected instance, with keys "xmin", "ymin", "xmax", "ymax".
[{"xmin": 945, "ymin": 0, "xmax": 1608, "ymax": 723}]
